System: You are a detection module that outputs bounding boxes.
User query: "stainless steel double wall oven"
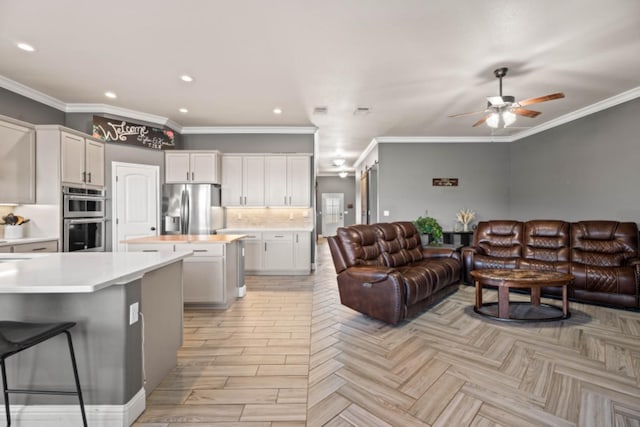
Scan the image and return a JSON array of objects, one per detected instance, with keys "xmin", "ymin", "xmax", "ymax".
[{"xmin": 62, "ymin": 186, "xmax": 106, "ymax": 252}]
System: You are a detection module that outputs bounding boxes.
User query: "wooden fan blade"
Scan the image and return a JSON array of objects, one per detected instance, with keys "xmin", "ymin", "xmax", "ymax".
[
  {"xmin": 472, "ymin": 115, "xmax": 490, "ymax": 127},
  {"xmin": 518, "ymin": 92, "xmax": 565, "ymax": 107},
  {"xmin": 512, "ymin": 108, "xmax": 541, "ymax": 118},
  {"xmin": 448, "ymin": 110, "xmax": 486, "ymax": 118}
]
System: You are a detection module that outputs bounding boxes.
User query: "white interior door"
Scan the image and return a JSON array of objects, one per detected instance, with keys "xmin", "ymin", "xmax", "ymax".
[
  {"xmin": 112, "ymin": 162, "xmax": 159, "ymax": 251},
  {"xmin": 321, "ymin": 193, "xmax": 344, "ymax": 237}
]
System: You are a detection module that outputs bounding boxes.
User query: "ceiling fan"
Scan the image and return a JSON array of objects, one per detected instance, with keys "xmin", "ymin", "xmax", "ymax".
[{"xmin": 449, "ymin": 67, "xmax": 565, "ymax": 128}]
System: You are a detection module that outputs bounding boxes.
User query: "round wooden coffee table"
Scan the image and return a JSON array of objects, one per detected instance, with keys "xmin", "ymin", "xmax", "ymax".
[{"xmin": 470, "ymin": 268, "xmax": 574, "ymax": 322}]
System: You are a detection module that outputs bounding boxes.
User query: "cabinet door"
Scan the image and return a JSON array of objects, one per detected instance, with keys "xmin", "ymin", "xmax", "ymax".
[
  {"xmin": 183, "ymin": 257, "xmax": 225, "ymax": 303},
  {"xmin": 0, "ymin": 120, "xmax": 35, "ymax": 203},
  {"xmin": 287, "ymin": 156, "xmax": 310, "ymax": 207},
  {"xmin": 165, "ymin": 152, "xmax": 191, "ymax": 183},
  {"xmin": 190, "ymin": 152, "xmax": 219, "ymax": 183},
  {"xmin": 293, "ymin": 232, "xmax": 311, "ymax": 271},
  {"xmin": 264, "ymin": 233, "xmax": 293, "ymax": 270},
  {"xmin": 0, "ymin": 246, "xmax": 12, "ymax": 253},
  {"xmin": 61, "ymin": 132, "xmax": 86, "ymax": 185},
  {"xmin": 264, "ymin": 156, "xmax": 288, "ymax": 207},
  {"xmin": 85, "ymin": 139, "xmax": 105, "ymax": 187},
  {"xmin": 126, "ymin": 243, "xmax": 174, "ymax": 252},
  {"xmin": 243, "ymin": 156, "xmax": 265, "ymax": 206},
  {"xmin": 221, "ymin": 155, "xmax": 243, "ymax": 206},
  {"xmin": 244, "ymin": 239, "xmax": 263, "ymax": 271}
]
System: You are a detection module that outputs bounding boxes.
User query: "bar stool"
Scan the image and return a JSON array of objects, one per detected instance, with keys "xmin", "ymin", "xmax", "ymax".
[{"xmin": 0, "ymin": 321, "xmax": 87, "ymax": 427}]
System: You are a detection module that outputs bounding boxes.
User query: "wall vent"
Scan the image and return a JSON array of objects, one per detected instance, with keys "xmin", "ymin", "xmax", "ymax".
[
  {"xmin": 313, "ymin": 106, "xmax": 328, "ymax": 115},
  {"xmin": 354, "ymin": 106, "xmax": 371, "ymax": 115}
]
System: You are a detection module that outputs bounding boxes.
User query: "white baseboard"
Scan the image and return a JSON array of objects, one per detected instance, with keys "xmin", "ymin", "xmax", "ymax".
[{"xmin": 9, "ymin": 387, "xmax": 146, "ymax": 426}]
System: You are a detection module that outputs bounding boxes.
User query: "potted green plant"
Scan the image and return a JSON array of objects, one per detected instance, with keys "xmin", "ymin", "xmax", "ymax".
[{"xmin": 413, "ymin": 216, "xmax": 443, "ymax": 246}]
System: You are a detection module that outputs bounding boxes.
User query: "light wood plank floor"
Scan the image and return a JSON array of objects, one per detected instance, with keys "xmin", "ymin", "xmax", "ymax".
[{"xmin": 135, "ymin": 239, "xmax": 640, "ymax": 426}]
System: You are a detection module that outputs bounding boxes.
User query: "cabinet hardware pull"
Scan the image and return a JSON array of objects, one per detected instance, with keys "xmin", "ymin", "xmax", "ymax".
[
  {"xmin": 284, "ymin": 195, "xmax": 287, "ymax": 204},
  {"xmin": 240, "ymin": 196, "xmax": 243, "ymax": 204},
  {"xmin": 289, "ymin": 196, "xmax": 291, "ymax": 205},
  {"xmin": 187, "ymin": 171, "xmax": 190, "ymax": 180},
  {"xmin": 193, "ymin": 249, "xmax": 208, "ymax": 252},
  {"xmin": 88, "ymin": 172, "xmax": 92, "ymax": 183},
  {"xmin": 264, "ymin": 242, "xmax": 267, "ymax": 251},
  {"xmin": 244, "ymin": 196, "xmax": 247, "ymax": 205},
  {"xmin": 32, "ymin": 247, "xmax": 47, "ymax": 251},
  {"xmin": 82, "ymin": 171, "xmax": 87, "ymax": 182},
  {"xmin": 296, "ymin": 235, "xmax": 298, "ymax": 243},
  {"xmin": 191, "ymin": 172, "xmax": 194, "ymax": 180},
  {"xmin": 275, "ymin": 235, "xmax": 284, "ymax": 238},
  {"xmin": 142, "ymin": 250, "xmax": 158, "ymax": 252}
]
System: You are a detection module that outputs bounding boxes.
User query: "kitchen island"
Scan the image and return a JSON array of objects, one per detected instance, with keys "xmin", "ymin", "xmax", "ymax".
[
  {"xmin": 125, "ymin": 234, "xmax": 246, "ymax": 306},
  {"xmin": 0, "ymin": 250, "xmax": 191, "ymax": 426}
]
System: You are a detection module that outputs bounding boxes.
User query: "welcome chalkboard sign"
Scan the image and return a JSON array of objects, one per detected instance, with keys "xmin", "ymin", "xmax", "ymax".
[{"xmin": 92, "ymin": 116, "xmax": 176, "ymax": 150}]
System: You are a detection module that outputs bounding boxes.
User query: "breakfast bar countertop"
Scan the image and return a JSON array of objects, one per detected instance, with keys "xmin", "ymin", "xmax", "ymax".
[
  {"xmin": 0, "ymin": 251, "xmax": 192, "ymax": 293},
  {"xmin": 123, "ymin": 234, "xmax": 247, "ymax": 244}
]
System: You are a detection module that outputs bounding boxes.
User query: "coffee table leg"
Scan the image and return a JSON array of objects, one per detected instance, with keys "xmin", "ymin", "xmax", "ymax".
[
  {"xmin": 562, "ymin": 284, "xmax": 568, "ymax": 317},
  {"xmin": 531, "ymin": 286, "xmax": 541, "ymax": 306},
  {"xmin": 475, "ymin": 280, "xmax": 482, "ymax": 309},
  {"xmin": 498, "ymin": 286, "xmax": 509, "ymax": 319}
]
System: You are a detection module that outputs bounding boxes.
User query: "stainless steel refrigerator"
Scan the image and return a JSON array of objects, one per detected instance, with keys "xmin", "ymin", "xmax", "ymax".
[{"xmin": 162, "ymin": 184, "xmax": 224, "ymax": 235}]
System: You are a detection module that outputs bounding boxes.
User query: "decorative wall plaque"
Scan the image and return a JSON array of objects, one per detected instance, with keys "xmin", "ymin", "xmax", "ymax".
[
  {"xmin": 92, "ymin": 116, "xmax": 176, "ymax": 150},
  {"xmin": 432, "ymin": 178, "xmax": 459, "ymax": 187}
]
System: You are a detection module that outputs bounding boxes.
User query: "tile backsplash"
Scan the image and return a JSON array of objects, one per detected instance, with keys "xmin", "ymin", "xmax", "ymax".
[{"xmin": 226, "ymin": 208, "xmax": 313, "ymax": 229}]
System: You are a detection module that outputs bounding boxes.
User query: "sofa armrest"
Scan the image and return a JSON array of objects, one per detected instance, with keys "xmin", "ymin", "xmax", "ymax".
[
  {"xmin": 344, "ymin": 265, "xmax": 396, "ymax": 283},
  {"xmin": 422, "ymin": 247, "xmax": 460, "ymax": 261},
  {"xmin": 461, "ymin": 246, "xmax": 484, "ymax": 284}
]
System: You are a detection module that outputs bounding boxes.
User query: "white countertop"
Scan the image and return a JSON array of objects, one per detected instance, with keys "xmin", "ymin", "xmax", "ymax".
[
  {"xmin": 0, "ymin": 236, "xmax": 58, "ymax": 247},
  {"xmin": 218, "ymin": 226, "xmax": 314, "ymax": 232},
  {"xmin": 0, "ymin": 251, "xmax": 192, "ymax": 294}
]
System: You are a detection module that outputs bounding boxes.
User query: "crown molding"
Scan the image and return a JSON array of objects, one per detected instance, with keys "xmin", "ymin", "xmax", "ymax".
[
  {"xmin": 510, "ymin": 86, "xmax": 640, "ymax": 141},
  {"xmin": 353, "ymin": 138, "xmax": 378, "ymax": 169},
  {"xmin": 0, "ymin": 75, "xmax": 67, "ymax": 111},
  {"xmin": 375, "ymin": 136, "xmax": 512, "ymax": 143},
  {"xmin": 180, "ymin": 126, "xmax": 317, "ymax": 135},
  {"xmin": 65, "ymin": 103, "xmax": 183, "ymax": 131}
]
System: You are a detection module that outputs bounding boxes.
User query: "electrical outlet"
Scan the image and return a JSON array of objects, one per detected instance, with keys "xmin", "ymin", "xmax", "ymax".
[
  {"xmin": 129, "ymin": 302, "xmax": 139, "ymax": 325},
  {"xmin": 289, "ymin": 213, "xmax": 294, "ymax": 220}
]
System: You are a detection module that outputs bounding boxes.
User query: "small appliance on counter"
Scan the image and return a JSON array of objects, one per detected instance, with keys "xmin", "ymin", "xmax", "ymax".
[{"xmin": 162, "ymin": 184, "xmax": 223, "ymax": 235}]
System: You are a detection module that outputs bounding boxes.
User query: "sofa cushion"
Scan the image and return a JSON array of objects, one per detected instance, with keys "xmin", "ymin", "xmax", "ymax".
[
  {"xmin": 336, "ymin": 225, "xmax": 382, "ymax": 267},
  {"xmin": 374, "ymin": 223, "xmax": 408, "ymax": 268},
  {"xmin": 520, "ymin": 220, "xmax": 570, "ymax": 273},
  {"xmin": 570, "ymin": 221, "xmax": 638, "ymax": 294},
  {"xmin": 474, "ymin": 220, "xmax": 523, "ymax": 258},
  {"xmin": 392, "ymin": 221, "xmax": 424, "ymax": 263}
]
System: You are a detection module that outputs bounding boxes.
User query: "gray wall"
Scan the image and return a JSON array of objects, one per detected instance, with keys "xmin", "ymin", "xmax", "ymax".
[
  {"xmin": 377, "ymin": 142, "xmax": 511, "ymax": 231},
  {"xmin": 509, "ymin": 97, "xmax": 640, "ymax": 222},
  {"xmin": 182, "ymin": 133, "xmax": 314, "ymax": 153},
  {"xmin": 0, "ymin": 87, "xmax": 65, "ymax": 124},
  {"xmin": 316, "ymin": 176, "xmax": 356, "ymax": 234}
]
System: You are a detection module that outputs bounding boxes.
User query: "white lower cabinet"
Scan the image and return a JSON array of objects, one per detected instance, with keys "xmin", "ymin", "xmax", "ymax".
[
  {"xmin": 1, "ymin": 240, "xmax": 58, "ymax": 253},
  {"xmin": 127, "ymin": 242, "xmax": 236, "ymax": 308},
  {"xmin": 219, "ymin": 230, "xmax": 311, "ymax": 275},
  {"xmin": 263, "ymin": 232, "xmax": 294, "ymax": 271}
]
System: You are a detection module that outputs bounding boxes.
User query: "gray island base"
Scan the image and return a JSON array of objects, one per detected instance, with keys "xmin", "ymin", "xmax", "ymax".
[{"xmin": 0, "ymin": 251, "xmax": 190, "ymax": 426}]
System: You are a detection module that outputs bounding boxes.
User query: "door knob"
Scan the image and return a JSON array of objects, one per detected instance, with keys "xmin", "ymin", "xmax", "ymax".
[{"xmin": 150, "ymin": 227, "xmax": 156, "ymax": 231}]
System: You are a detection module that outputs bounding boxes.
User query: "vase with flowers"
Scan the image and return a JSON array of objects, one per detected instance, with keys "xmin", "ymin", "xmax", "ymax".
[{"xmin": 456, "ymin": 209, "xmax": 475, "ymax": 232}]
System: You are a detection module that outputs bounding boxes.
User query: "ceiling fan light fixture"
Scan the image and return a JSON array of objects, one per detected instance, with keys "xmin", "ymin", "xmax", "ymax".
[
  {"xmin": 503, "ymin": 110, "xmax": 516, "ymax": 127},
  {"xmin": 333, "ymin": 158, "xmax": 346, "ymax": 167},
  {"xmin": 486, "ymin": 113, "xmax": 500, "ymax": 128},
  {"xmin": 339, "ymin": 171, "xmax": 348, "ymax": 178}
]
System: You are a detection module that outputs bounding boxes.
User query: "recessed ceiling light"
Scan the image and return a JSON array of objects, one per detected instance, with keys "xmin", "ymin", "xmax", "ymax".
[
  {"xmin": 179, "ymin": 108, "xmax": 188, "ymax": 113},
  {"xmin": 273, "ymin": 107, "xmax": 283, "ymax": 115},
  {"xmin": 180, "ymin": 75, "xmax": 194, "ymax": 82},
  {"xmin": 16, "ymin": 42, "xmax": 36, "ymax": 52},
  {"xmin": 104, "ymin": 91, "xmax": 117, "ymax": 99}
]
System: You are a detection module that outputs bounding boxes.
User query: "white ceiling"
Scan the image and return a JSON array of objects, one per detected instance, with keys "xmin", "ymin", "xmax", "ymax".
[{"xmin": 1, "ymin": 1, "xmax": 639, "ymax": 174}]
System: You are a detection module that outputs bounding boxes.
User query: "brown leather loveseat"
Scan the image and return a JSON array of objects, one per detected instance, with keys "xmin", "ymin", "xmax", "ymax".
[
  {"xmin": 462, "ymin": 220, "xmax": 640, "ymax": 308},
  {"xmin": 327, "ymin": 221, "xmax": 462, "ymax": 324}
]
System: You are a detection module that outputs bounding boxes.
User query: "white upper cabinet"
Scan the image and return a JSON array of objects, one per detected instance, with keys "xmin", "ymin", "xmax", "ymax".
[
  {"xmin": 221, "ymin": 155, "xmax": 265, "ymax": 207},
  {"xmin": 0, "ymin": 119, "xmax": 36, "ymax": 204},
  {"xmin": 265, "ymin": 155, "xmax": 310, "ymax": 207},
  {"xmin": 165, "ymin": 151, "xmax": 220, "ymax": 183},
  {"xmin": 61, "ymin": 131, "xmax": 104, "ymax": 188}
]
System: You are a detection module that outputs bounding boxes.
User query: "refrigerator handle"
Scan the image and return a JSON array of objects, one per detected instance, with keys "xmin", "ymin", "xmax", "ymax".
[
  {"xmin": 180, "ymin": 190, "xmax": 187, "ymax": 233},
  {"xmin": 184, "ymin": 189, "xmax": 190, "ymax": 234}
]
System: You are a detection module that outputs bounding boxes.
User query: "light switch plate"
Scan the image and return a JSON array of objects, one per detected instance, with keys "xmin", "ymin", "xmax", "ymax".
[
  {"xmin": 129, "ymin": 302, "xmax": 139, "ymax": 325},
  {"xmin": 383, "ymin": 210, "xmax": 390, "ymax": 217}
]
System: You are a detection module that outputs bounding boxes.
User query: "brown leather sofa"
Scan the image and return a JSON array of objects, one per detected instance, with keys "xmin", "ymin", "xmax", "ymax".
[
  {"xmin": 462, "ymin": 220, "xmax": 640, "ymax": 308},
  {"xmin": 327, "ymin": 221, "xmax": 462, "ymax": 324}
]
